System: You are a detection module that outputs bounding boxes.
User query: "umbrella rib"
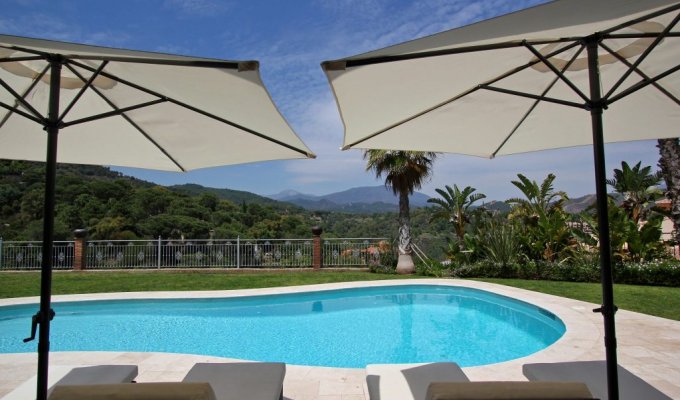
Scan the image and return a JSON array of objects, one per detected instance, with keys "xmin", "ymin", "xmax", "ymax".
[
  {"xmin": 599, "ymin": 3, "xmax": 680, "ymax": 36},
  {"xmin": 0, "ymin": 42, "xmax": 246, "ymax": 70},
  {"xmin": 483, "ymin": 41, "xmax": 581, "ymax": 88},
  {"xmin": 326, "ymin": 38, "xmax": 583, "ymax": 69},
  {"xmin": 0, "ymin": 100, "xmax": 44, "ymax": 124},
  {"xmin": 0, "ymin": 63, "xmax": 49, "ymax": 128},
  {"xmin": 64, "ymin": 63, "xmax": 187, "ymax": 171},
  {"xmin": 608, "ymin": 63, "xmax": 680, "ymax": 105},
  {"xmin": 168, "ymin": 97, "xmax": 314, "ymax": 157},
  {"xmin": 60, "ymin": 99, "xmax": 167, "ymax": 128},
  {"xmin": 603, "ymin": 11, "xmax": 680, "ymax": 101},
  {"xmin": 0, "ymin": 55, "xmax": 44, "ymax": 63},
  {"xmin": 342, "ymin": 85, "xmax": 483, "ymax": 149},
  {"xmin": 66, "ymin": 55, "xmax": 243, "ymax": 70},
  {"xmin": 524, "ymin": 43, "xmax": 589, "ymax": 103},
  {"xmin": 491, "ymin": 44, "xmax": 586, "ymax": 158},
  {"xmin": 600, "ymin": 41, "xmax": 680, "ymax": 106},
  {"xmin": 480, "ymin": 85, "xmax": 585, "ymax": 109},
  {"xmin": 58, "ymin": 61, "xmax": 110, "ymax": 123},
  {"xmin": 69, "ymin": 59, "xmax": 314, "ymax": 158},
  {"xmin": 342, "ymin": 41, "xmax": 583, "ymax": 150},
  {"xmin": 605, "ymin": 32, "xmax": 680, "ymax": 39},
  {"xmin": 0, "ymin": 72, "xmax": 46, "ymax": 121}
]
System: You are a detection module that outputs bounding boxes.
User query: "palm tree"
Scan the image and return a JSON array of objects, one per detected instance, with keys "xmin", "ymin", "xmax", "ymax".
[
  {"xmin": 507, "ymin": 173, "xmax": 570, "ymax": 261},
  {"xmin": 606, "ymin": 161, "xmax": 662, "ymax": 223},
  {"xmin": 507, "ymin": 173, "xmax": 567, "ymax": 219},
  {"xmin": 658, "ymin": 138, "xmax": 680, "ymax": 243},
  {"xmin": 427, "ymin": 184, "xmax": 486, "ymax": 249},
  {"xmin": 364, "ymin": 150, "xmax": 437, "ymax": 274}
]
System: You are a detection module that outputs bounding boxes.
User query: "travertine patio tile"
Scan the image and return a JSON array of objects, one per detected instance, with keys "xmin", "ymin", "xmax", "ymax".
[
  {"xmin": 284, "ymin": 380, "xmax": 321, "ymax": 400},
  {"xmin": 318, "ymin": 380, "xmax": 364, "ymax": 396},
  {"xmin": 341, "ymin": 395, "xmax": 366, "ymax": 400}
]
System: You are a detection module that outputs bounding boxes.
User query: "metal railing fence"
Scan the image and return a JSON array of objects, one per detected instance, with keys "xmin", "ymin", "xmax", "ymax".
[
  {"xmin": 85, "ymin": 238, "xmax": 315, "ymax": 269},
  {"xmin": 0, "ymin": 239, "xmax": 75, "ymax": 270},
  {"xmin": 322, "ymin": 238, "xmax": 387, "ymax": 267},
  {"xmin": 0, "ymin": 237, "xmax": 389, "ymax": 270}
]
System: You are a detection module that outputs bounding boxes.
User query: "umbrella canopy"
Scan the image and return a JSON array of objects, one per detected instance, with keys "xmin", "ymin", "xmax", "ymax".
[
  {"xmin": 1, "ymin": 34, "xmax": 315, "ymax": 169},
  {"xmin": 322, "ymin": 1, "xmax": 679, "ymax": 399},
  {"xmin": 323, "ymin": 0, "xmax": 679, "ymax": 155},
  {"xmin": 1, "ymin": 34, "xmax": 315, "ymax": 400}
]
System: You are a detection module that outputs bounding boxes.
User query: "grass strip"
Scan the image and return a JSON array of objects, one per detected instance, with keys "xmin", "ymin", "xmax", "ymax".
[{"xmin": 476, "ymin": 278, "xmax": 680, "ymax": 321}]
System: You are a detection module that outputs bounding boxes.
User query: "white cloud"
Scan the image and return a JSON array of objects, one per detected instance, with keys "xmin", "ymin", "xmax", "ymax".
[{"xmin": 163, "ymin": 0, "xmax": 231, "ymax": 17}]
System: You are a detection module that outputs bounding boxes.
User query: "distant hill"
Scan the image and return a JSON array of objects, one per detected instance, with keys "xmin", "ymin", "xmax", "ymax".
[
  {"xmin": 268, "ymin": 185, "xmax": 431, "ymax": 213},
  {"xmin": 564, "ymin": 194, "xmax": 597, "ymax": 214},
  {"xmin": 480, "ymin": 200, "xmax": 512, "ymax": 213},
  {"xmin": 169, "ymin": 184, "xmax": 300, "ymax": 210}
]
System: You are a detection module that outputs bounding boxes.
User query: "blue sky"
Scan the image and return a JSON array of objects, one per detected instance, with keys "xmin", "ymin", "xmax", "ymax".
[{"xmin": 1, "ymin": 0, "xmax": 663, "ymax": 201}]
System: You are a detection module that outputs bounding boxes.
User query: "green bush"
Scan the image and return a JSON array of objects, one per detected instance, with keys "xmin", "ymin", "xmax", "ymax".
[
  {"xmin": 443, "ymin": 258, "xmax": 680, "ymax": 287},
  {"xmin": 614, "ymin": 260, "xmax": 680, "ymax": 286},
  {"xmin": 368, "ymin": 249, "xmax": 397, "ymax": 274},
  {"xmin": 415, "ymin": 260, "xmax": 451, "ymax": 277}
]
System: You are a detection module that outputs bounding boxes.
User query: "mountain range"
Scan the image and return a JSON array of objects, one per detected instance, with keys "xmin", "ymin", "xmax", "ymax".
[
  {"xmin": 268, "ymin": 186, "xmax": 431, "ymax": 213},
  {"xmin": 170, "ymin": 183, "xmax": 601, "ymax": 215}
]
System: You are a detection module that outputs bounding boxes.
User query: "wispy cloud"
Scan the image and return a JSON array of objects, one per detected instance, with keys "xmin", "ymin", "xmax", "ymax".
[{"xmin": 163, "ymin": 0, "xmax": 231, "ymax": 17}]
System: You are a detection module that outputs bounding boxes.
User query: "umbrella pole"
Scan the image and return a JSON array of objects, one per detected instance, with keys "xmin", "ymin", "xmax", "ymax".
[
  {"xmin": 35, "ymin": 56, "xmax": 62, "ymax": 400},
  {"xmin": 586, "ymin": 37, "xmax": 619, "ymax": 400}
]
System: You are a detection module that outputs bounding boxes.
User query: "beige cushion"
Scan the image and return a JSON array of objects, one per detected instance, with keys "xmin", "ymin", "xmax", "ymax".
[
  {"xmin": 426, "ymin": 381, "xmax": 595, "ymax": 400},
  {"xmin": 366, "ymin": 362, "xmax": 470, "ymax": 400},
  {"xmin": 48, "ymin": 382, "xmax": 217, "ymax": 400}
]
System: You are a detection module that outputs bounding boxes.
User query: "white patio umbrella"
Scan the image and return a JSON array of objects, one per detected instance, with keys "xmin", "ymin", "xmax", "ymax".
[
  {"xmin": 321, "ymin": 1, "xmax": 680, "ymax": 399},
  {"xmin": 0, "ymin": 34, "xmax": 315, "ymax": 400}
]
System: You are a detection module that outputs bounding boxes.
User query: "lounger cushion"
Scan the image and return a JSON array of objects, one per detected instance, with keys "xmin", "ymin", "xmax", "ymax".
[
  {"xmin": 48, "ymin": 382, "xmax": 217, "ymax": 400},
  {"xmin": 426, "ymin": 381, "xmax": 594, "ymax": 400},
  {"xmin": 522, "ymin": 361, "xmax": 671, "ymax": 400},
  {"xmin": 182, "ymin": 362, "xmax": 285, "ymax": 400},
  {"xmin": 52, "ymin": 365, "xmax": 138, "ymax": 386},
  {"xmin": 366, "ymin": 362, "xmax": 470, "ymax": 400}
]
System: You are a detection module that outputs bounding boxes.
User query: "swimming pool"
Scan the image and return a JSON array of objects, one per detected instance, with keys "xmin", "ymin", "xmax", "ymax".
[{"xmin": 0, "ymin": 285, "xmax": 565, "ymax": 368}]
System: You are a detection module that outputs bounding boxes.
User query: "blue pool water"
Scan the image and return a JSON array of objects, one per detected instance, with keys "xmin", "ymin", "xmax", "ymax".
[{"xmin": 0, "ymin": 285, "xmax": 565, "ymax": 368}]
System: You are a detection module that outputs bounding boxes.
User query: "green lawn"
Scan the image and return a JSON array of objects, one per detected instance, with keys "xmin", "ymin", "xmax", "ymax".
[
  {"xmin": 1, "ymin": 271, "xmax": 678, "ymax": 321},
  {"xmin": 0, "ymin": 270, "xmax": 418, "ymax": 298},
  {"xmin": 476, "ymin": 278, "xmax": 680, "ymax": 321}
]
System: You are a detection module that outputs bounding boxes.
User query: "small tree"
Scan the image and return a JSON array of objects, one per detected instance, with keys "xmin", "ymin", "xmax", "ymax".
[
  {"xmin": 427, "ymin": 184, "xmax": 486, "ymax": 250},
  {"xmin": 606, "ymin": 161, "xmax": 662, "ymax": 223},
  {"xmin": 507, "ymin": 173, "xmax": 572, "ymax": 262}
]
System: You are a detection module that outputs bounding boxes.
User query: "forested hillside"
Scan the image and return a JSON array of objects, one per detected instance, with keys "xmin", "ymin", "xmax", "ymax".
[
  {"xmin": 0, "ymin": 161, "xmax": 312, "ymax": 240},
  {"xmin": 0, "ymin": 161, "xmax": 450, "ymax": 249}
]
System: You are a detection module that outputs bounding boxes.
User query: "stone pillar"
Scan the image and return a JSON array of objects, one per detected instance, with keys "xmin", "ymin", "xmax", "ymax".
[
  {"xmin": 312, "ymin": 226, "xmax": 323, "ymax": 270},
  {"xmin": 73, "ymin": 229, "xmax": 87, "ymax": 271}
]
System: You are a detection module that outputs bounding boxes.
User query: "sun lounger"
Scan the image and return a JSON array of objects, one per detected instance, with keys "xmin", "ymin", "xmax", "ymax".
[
  {"xmin": 46, "ymin": 365, "xmax": 138, "ymax": 399},
  {"xmin": 47, "ymin": 362, "xmax": 285, "ymax": 400},
  {"xmin": 51, "ymin": 364, "xmax": 138, "ymax": 387},
  {"xmin": 48, "ymin": 382, "xmax": 216, "ymax": 400},
  {"xmin": 425, "ymin": 381, "xmax": 595, "ymax": 399},
  {"xmin": 182, "ymin": 362, "xmax": 286, "ymax": 400},
  {"xmin": 366, "ymin": 362, "xmax": 470, "ymax": 400},
  {"xmin": 522, "ymin": 361, "xmax": 671, "ymax": 400}
]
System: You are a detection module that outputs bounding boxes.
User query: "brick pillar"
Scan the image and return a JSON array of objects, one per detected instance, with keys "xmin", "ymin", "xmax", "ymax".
[
  {"xmin": 312, "ymin": 226, "xmax": 323, "ymax": 270},
  {"xmin": 73, "ymin": 229, "xmax": 87, "ymax": 270}
]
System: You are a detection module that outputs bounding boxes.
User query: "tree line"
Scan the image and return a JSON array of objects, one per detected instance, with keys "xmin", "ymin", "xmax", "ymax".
[{"xmin": 0, "ymin": 160, "xmax": 446, "ymax": 243}]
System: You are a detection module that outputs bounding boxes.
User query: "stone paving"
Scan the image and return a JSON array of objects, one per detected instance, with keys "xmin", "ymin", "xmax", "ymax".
[{"xmin": 1, "ymin": 279, "xmax": 679, "ymax": 399}]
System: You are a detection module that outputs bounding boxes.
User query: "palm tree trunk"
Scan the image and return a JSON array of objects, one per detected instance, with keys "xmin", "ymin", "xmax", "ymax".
[
  {"xmin": 657, "ymin": 138, "xmax": 680, "ymax": 243},
  {"xmin": 396, "ymin": 190, "xmax": 415, "ymax": 274},
  {"xmin": 398, "ymin": 191, "xmax": 411, "ymax": 254}
]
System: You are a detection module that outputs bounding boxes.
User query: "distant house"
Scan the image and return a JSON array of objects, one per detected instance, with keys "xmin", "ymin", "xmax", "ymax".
[{"xmin": 654, "ymin": 199, "xmax": 675, "ymax": 242}]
